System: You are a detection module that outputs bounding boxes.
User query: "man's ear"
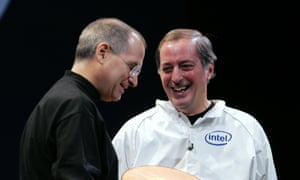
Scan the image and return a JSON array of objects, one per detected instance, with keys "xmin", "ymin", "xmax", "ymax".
[
  {"xmin": 207, "ymin": 62, "xmax": 215, "ymax": 80},
  {"xmin": 96, "ymin": 42, "xmax": 110, "ymax": 63}
]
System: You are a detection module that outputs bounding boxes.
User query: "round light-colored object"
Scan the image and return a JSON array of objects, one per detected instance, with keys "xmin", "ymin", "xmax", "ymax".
[{"xmin": 122, "ymin": 165, "xmax": 199, "ymax": 180}]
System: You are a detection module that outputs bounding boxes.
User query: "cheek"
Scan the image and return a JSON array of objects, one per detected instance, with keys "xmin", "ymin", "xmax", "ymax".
[
  {"xmin": 160, "ymin": 74, "xmax": 170, "ymax": 85},
  {"xmin": 188, "ymin": 69, "xmax": 205, "ymax": 80},
  {"xmin": 111, "ymin": 66, "xmax": 127, "ymax": 80}
]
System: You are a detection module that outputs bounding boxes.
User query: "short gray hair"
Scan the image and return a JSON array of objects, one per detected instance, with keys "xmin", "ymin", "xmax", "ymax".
[{"xmin": 75, "ymin": 17, "xmax": 146, "ymax": 59}]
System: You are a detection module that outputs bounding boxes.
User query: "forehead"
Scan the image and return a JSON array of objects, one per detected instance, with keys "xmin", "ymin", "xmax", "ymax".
[
  {"xmin": 121, "ymin": 35, "xmax": 145, "ymax": 65},
  {"xmin": 160, "ymin": 39, "xmax": 198, "ymax": 63}
]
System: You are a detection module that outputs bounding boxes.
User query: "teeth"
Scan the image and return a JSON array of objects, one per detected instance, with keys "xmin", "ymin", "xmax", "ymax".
[{"xmin": 174, "ymin": 87, "xmax": 186, "ymax": 92}]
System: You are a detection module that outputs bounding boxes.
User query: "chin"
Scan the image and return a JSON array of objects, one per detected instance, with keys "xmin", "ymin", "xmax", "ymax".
[
  {"xmin": 171, "ymin": 99, "xmax": 186, "ymax": 108},
  {"xmin": 113, "ymin": 95, "xmax": 122, "ymax": 102},
  {"xmin": 101, "ymin": 95, "xmax": 121, "ymax": 102}
]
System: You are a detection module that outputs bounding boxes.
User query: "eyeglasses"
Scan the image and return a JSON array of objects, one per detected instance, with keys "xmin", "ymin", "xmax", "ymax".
[
  {"xmin": 119, "ymin": 56, "xmax": 142, "ymax": 78},
  {"xmin": 128, "ymin": 63, "xmax": 142, "ymax": 77},
  {"xmin": 114, "ymin": 54, "xmax": 142, "ymax": 78},
  {"xmin": 109, "ymin": 45, "xmax": 142, "ymax": 78}
]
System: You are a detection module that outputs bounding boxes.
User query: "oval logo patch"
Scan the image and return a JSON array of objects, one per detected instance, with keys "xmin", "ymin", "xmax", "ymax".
[{"xmin": 205, "ymin": 130, "xmax": 232, "ymax": 146}]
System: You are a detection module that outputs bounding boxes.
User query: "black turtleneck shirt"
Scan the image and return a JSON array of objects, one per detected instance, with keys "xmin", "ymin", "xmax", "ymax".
[
  {"xmin": 188, "ymin": 101, "xmax": 215, "ymax": 125},
  {"xmin": 19, "ymin": 70, "xmax": 118, "ymax": 180}
]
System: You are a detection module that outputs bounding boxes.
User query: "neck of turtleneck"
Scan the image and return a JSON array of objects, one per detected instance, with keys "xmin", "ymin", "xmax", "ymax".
[{"xmin": 187, "ymin": 101, "xmax": 215, "ymax": 125}]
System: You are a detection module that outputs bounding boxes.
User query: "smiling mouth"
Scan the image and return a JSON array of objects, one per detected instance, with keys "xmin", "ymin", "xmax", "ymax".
[{"xmin": 172, "ymin": 86, "xmax": 188, "ymax": 92}]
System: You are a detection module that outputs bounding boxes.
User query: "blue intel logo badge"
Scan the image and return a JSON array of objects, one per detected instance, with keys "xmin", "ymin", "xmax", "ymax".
[{"xmin": 205, "ymin": 130, "xmax": 232, "ymax": 146}]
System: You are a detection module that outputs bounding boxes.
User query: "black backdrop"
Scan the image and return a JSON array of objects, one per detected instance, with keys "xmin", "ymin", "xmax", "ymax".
[{"xmin": 0, "ymin": 0, "xmax": 297, "ymax": 179}]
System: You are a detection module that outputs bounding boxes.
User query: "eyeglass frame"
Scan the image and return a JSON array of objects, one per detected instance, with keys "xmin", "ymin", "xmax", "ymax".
[{"xmin": 109, "ymin": 45, "xmax": 142, "ymax": 78}]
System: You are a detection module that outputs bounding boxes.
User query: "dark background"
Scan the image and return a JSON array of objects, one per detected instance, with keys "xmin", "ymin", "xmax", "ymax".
[{"xmin": 0, "ymin": 0, "xmax": 297, "ymax": 179}]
